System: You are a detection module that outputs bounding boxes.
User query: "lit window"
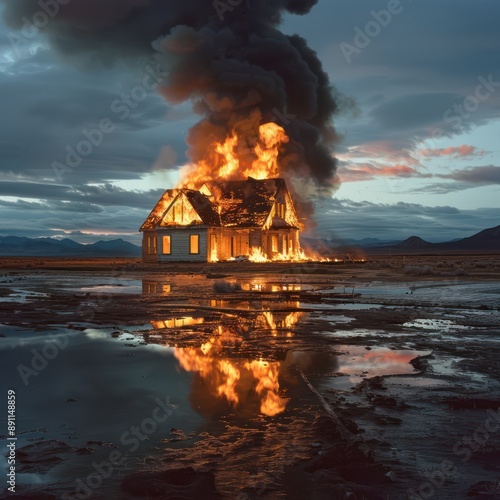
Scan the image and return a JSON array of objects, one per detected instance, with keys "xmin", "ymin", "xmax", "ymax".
[
  {"xmin": 190, "ymin": 234, "xmax": 199, "ymax": 254},
  {"xmin": 271, "ymin": 234, "xmax": 278, "ymax": 252},
  {"xmin": 162, "ymin": 235, "xmax": 171, "ymax": 254},
  {"xmin": 147, "ymin": 236, "xmax": 157, "ymax": 255},
  {"xmin": 276, "ymin": 202, "xmax": 285, "ymax": 218}
]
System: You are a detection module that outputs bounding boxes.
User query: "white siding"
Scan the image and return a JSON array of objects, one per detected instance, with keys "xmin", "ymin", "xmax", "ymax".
[{"xmin": 157, "ymin": 228, "xmax": 208, "ymax": 262}]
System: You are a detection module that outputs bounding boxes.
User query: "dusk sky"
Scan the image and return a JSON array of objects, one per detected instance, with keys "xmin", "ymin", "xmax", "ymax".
[{"xmin": 0, "ymin": 0, "xmax": 499, "ymax": 245}]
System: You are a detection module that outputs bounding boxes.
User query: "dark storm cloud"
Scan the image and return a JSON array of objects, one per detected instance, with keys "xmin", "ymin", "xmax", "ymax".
[
  {"xmin": 0, "ymin": 47, "xmax": 190, "ymax": 184},
  {"xmin": 369, "ymin": 93, "xmax": 462, "ymax": 132},
  {"xmin": 2, "ymin": 0, "xmax": 340, "ymax": 188},
  {"xmin": 0, "ymin": 198, "xmax": 104, "ymax": 213},
  {"xmin": 0, "ymin": 203, "xmax": 147, "ymax": 243},
  {"xmin": 0, "ymin": 181, "xmax": 163, "ymax": 209},
  {"xmin": 409, "ymin": 166, "xmax": 500, "ymax": 194},
  {"xmin": 438, "ymin": 165, "xmax": 500, "ymax": 185},
  {"xmin": 282, "ymin": 0, "xmax": 500, "ymax": 150}
]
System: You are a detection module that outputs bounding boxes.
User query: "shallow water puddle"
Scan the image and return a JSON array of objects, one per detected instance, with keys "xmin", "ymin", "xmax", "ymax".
[
  {"xmin": 148, "ymin": 309, "xmax": 307, "ymax": 335},
  {"xmin": 313, "ymin": 314, "xmax": 355, "ymax": 324},
  {"xmin": 403, "ymin": 318, "xmax": 472, "ymax": 331},
  {"xmin": 0, "ymin": 289, "xmax": 50, "ymax": 303},
  {"xmin": 332, "ymin": 303, "xmax": 384, "ymax": 310},
  {"xmin": 319, "ymin": 327, "xmax": 401, "ymax": 338},
  {"xmin": 320, "ymin": 346, "xmax": 431, "ymax": 390},
  {"xmin": 385, "ymin": 376, "xmax": 452, "ymax": 388},
  {"xmin": 147, "ymin": 331, "xmax": 430, "ymax": 413},
  {"xmin": 79, "ymin": 284, "xmax": 142, "ymax": 294}
]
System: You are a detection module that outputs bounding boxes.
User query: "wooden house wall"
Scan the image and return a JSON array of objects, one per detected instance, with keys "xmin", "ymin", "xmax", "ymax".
[
  {"xmin": 157, "ymin": 228, "xmax": 208, "ymax": 262},
  {"xmin": 211, "ymin": 228, "xmax": 251, "ymax": 261},
  {"xmin": 142, "ymin": 231, "xmax": 158, "ymax": 262},
  {"xmin": 264, "ymin": 228, "xmax": 300, "ymax": 258}
]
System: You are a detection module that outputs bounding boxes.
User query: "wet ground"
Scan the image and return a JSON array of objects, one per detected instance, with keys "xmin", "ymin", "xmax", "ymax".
[{"xmin": 0, "ymin": 256, "xmax": 499, "ymax": 499}]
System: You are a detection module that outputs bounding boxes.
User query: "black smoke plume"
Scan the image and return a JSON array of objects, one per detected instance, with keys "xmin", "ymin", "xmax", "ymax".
[{"xmin": 2, "ymin": 0, "xmax": 341, "ymax": 196}]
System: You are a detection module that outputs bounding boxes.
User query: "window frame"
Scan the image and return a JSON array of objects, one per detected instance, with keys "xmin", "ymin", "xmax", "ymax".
[
  {"xmin": 189, "ymin": 234, "xmax": 200, "ymax": 255},
  {"xmin": 271, "ymin": 234, "xmax": 279, "ymax": 253},
  {"xmin": 147, "ymin": 236, "xmax": 157, "ymax": 255},
  {"xmin": 162, "ymin": 235, "xmax": 171, "ymax": 255}
]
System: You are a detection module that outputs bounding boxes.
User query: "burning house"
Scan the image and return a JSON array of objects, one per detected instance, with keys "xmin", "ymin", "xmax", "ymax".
[
  {"xmin": 4, "ymin": 1, "xmax": 341, "ymax": 262},
  {"xmin": 140, "ymin": 176, "xmax": 301, "ymax": 263}
]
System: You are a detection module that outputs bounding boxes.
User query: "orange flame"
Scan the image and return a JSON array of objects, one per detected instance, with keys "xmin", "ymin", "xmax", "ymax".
[{"xmin": 179, "ymin": 122, "xmax": 288, "ymax": 189}]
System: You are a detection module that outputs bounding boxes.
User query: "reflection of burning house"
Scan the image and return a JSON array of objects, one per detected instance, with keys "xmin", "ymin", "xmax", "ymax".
[
  {"xmin": 142, "ymin": 310, "xmax": 310, "ymax": 416},
  {"xmin": 142, "ymin": 280, "xmax": 171, "ymax": 294},
  {"xmin": 140, "ymin": 177, "xmax": 301, "ymax": 262}
]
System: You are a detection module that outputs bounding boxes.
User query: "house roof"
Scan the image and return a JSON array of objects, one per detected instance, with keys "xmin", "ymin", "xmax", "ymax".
[
  {"xmin": 140, "ymin": 177, "xmax": 299, "ymax": 231},
  {"xmin": 203, "ymin": 177, "xmax": 287, "ymax": 228},
  {"xmin": 140, "ymin": 189, "xmax": 219, "ymax": 231}
]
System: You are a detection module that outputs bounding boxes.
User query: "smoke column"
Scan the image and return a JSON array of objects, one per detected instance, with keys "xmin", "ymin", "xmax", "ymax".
[{"xmin": 2, "ymin": 0, "xmax": 340, "ymax": 194}]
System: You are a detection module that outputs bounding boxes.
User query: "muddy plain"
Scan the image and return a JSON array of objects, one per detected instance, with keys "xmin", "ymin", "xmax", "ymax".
[{"xmin": 1, "ymin": 255, "xmax": 499, "ymax": 499}]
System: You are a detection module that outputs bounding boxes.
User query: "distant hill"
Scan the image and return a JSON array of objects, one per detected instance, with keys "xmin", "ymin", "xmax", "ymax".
[
  {"xmin": 0, "ymin": 237, "xmax": 141, "ymax": 257},
  {"xmin": 301, "ymin": 225, "xmax": 499, "ymax": 256},
  {"xmin": 435, "ymin": 225, "xmax": 500, "ymax": 251},
  {"xmin": 393, "ymin": 236, "xmax": 433, "ymax": 248},
  {"xmin": 368, "ymin": 225, "xmax": 500, "ymax": 254}
]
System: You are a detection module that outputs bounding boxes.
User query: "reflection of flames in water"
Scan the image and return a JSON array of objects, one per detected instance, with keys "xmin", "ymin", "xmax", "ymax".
[
  {"xmin": 150, "ymin": 317, "xmax": 204, "ymax": 329},
  {"xmin": 173, "ymin": 326, "xmax": 288, "ymax": 416},
  {"xmin": 261, "ymin": 310, "xmax": 302, "ymax": 330},
  {"xmin": 244, "ymin": 359, "xmax": 286, "ymax": 416}
]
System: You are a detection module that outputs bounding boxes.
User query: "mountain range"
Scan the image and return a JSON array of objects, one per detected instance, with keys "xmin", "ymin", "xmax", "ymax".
[
  {"xmin": 358, "ymin": 225, "xmax": 499, "ymax": 254},
  {"xmin": 302, "ymin": 225, "xmax": 499, "ymax": 255},
  {"xmin": 0, "ymin": 225, "xmax": 498, "ymax": 257},
  {"xmin": 0, "ymin": 236, "xmax": 141, "ymax": 257}
]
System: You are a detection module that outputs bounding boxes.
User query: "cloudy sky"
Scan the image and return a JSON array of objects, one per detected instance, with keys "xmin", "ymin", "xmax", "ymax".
[{"xmin": 0, "ymin": 0, "xmax": 499, "ymax": 245}]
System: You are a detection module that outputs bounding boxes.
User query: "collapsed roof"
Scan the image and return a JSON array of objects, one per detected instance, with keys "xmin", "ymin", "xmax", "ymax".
[{"xmin": 140, "ymin": 177, "xmax": 300, "ymax": 231}]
